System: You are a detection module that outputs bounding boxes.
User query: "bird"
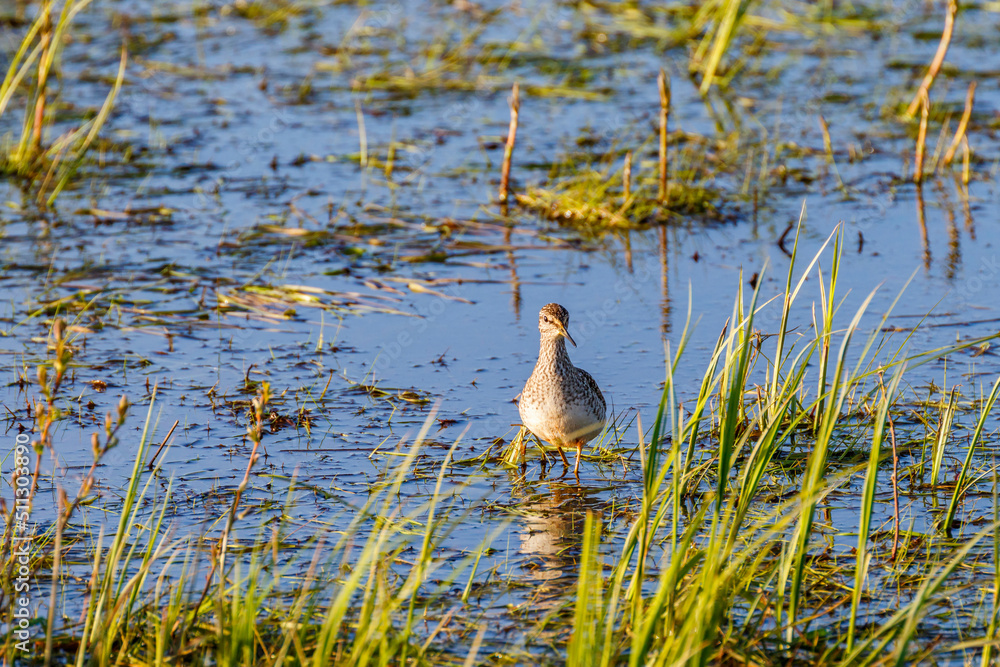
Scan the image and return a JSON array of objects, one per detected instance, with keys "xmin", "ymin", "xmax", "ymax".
[{"xmin": 518, "ymin": 303, "xmax": 606, "ymax": 476}]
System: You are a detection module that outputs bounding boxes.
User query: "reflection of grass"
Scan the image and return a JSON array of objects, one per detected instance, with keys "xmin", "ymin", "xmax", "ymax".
[
  {"xmin": 217, "ymin": 282, "xmax": 412, "ymax": 320},
  {"xmin": 0, "ymin": 0, "xmax": 126, "ymax": 206}
]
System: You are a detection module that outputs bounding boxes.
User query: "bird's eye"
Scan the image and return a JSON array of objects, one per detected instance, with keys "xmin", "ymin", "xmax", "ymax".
[{"xmin": 542, "ymin": 316, "xmax": 549, "ymax": 323}]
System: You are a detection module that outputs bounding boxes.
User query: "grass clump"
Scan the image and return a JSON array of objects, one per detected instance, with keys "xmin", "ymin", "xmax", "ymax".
[
  {"xmin": 515, "ymin": 132, "xmax": 734, "ymax": 230},
  {"xmin": 0, "ymin": 0, "xmax": 126, "ymax": 206}
]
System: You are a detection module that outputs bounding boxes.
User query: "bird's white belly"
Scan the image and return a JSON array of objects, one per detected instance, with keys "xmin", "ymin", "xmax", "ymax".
[{"xmin": 519, "ymin": 398, "xmax": 604, "ymax": 445}]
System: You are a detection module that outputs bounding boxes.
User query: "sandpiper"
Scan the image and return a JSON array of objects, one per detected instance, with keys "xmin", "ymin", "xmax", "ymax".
[{"xmin": 518, "ymin": 303, "xmax": 606, "ymax": 475}]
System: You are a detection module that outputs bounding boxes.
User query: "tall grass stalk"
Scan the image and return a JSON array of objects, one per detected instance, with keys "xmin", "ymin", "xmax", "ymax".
[
  {"xmin": 847, "ymin": 363, "xmax": 905, "ymax": 651},
  {"xmin": 567, "ymin": 512, "xmax": 606, "ymax": 666},
  {"xmin": 983, "ymin": 469, "xmax": 1000, "ymax": 667},
  {"xmin": 942, "ymin": 375, "xmax": 1000, "ymax": 535},
  {"xmin": 812, "ymin": 228, "xmax": 843, "ymax": 432},
  {"xmin": 931, "ymin": 388, "xmax": 959, "ymax": 488},
  {"xmin": 784, "ymin": 275, "xmax": 879, "ymax": 644},
  {"xmin": 692, "ymin": 0, "xmax": 754, "ymax": 95}
]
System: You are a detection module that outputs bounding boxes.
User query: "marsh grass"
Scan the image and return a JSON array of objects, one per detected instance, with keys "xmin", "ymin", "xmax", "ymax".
[
  {"xmin": 217, "ymin": 283, "xmax": 411, "ymax": 320},
  {"xmin": 511, "ymin": 222, "xmax": 1000, "ymax": 664},
  {"xmin": 563, "ymin": 226, "xmax": 1000, "ymax": 665},
  {"xmin": 500, "ymin": 0, "xmax": 996, "ymax": 234}
]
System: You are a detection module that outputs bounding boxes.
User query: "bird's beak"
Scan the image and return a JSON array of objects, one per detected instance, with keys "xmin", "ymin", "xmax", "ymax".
[{"xmin": 558, "ymin": 324, "xmax": 577, "ymax": 347}]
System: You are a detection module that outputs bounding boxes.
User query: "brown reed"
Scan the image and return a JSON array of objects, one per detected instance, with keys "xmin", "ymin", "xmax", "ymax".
[
  {"xmin": 499, "ymin": 82, "xmax": 519, "ymax": 204},
  {"xmin": 657, "ymin": 70, "xmax": 670, "ymax": 204},
  {"xmin": 904, "ymin": 0, "xmax": 957, "ymax": 119}
]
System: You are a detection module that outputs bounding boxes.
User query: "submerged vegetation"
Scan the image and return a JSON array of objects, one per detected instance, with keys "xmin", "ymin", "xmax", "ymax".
[{"xmin": 2, "ymin": 0, "xmax": 1000, "ymax": 664}]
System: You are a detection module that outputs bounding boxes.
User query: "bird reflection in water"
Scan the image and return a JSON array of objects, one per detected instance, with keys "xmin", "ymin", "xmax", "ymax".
[{"xmin": 509, "ymin": 469, "xmax": 596, "ymax": 608}]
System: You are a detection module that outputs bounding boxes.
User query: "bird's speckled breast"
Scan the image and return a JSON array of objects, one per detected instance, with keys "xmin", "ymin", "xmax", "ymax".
[{"xmin": 519, "ymin": 350, "xmax": 606, "ymax": 445}]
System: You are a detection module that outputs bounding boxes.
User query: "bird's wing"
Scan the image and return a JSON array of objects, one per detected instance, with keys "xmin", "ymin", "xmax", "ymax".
[{"xmin": 577, "ymin": 369, "xmax": 606, "ymax": 414}]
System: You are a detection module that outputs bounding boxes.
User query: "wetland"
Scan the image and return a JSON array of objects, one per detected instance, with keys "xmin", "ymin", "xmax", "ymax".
[{"xmin": 3, "ymin": 0, "xmax": 1000, "ymax": 664}]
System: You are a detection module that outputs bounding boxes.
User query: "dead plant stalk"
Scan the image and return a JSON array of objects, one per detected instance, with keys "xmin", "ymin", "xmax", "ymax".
[
  {"xmin": 942, "ymin": 81, "xmax": 976, "ymax": 165},
  {"xmin": 657, "ymin": 70, "xmax": 670, "ymax": 204},
  {"xmin": 499, "ymin": 82, "xmax": 519, "ymax": 204},
  {"xmin": 905, "ymin": 0, "xmax": 957, "ymax": 119},
  {"xmin": 31, "ymin": 2, "xmax": 53, "ymax": 157},
  {"xmin": 914, "ymin": 91, "xmax": 929, "ymax": 183},
  {"xmin": 623, "ymin": 151, "xmax": 632, "ymax": 205}
]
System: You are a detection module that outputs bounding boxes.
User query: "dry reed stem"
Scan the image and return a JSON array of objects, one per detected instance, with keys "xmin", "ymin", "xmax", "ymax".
[
  {"xmin": 942, "ymin": 81, "xmax": 976, "ymax": 165},
  {"xmin": 220, "ymin": 386, "xmax": 269, "ymax": 576},
  {"xmin": 657, "ymin": 70, "xmax": 670, "ymax": 204},
  {"xmin": 904, "ymin": 0, "xmax": 957, "ymax": 119},
  {"xmin": 231, "ymin": 441, "xmax": 261, "ymax": 523},
  {"xmin": 499, "ymin": 82, "xmax": 519, "ymax": 203},
  {"xmin": 819, "ymin": 114, "xmax": 833, "ymax": 156},
  {"xmin": 819, "ymin": 115, "xmax": 833, "ymax": 161},
  {"xmin": 914, "ymin": 90, "xmax": 929, "ymax": 183},
  {"xmin": 147, "ymin": 419, "xmax": 179, "ymax": 470},
  {"xmin": 818, "ymin": 114, "xmax": 845, "ymax": 191},
  {"xmin": 623, "ymin": 151, "xmax": 632, "ymax": 204},
  {"xmin": 31, "ymin": 2, "xmax": 53, "ymax": 158}
]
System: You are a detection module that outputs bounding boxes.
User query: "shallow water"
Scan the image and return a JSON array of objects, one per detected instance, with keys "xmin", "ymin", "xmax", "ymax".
[{"xmin": 2, "ymin": 0, "xmax": 1000, "ymax": 660}]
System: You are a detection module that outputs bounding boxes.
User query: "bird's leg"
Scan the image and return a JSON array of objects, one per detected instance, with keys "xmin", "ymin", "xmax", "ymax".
[
  {"xmin": 556, "ymin": 444, "xmax": 570, "ymax": 467},
  {"xmin": 519, "ymin": 428, "xmax": 527, "ymax": 464},
  {"xmin": 573, "ymin": 441, "xmax": 582, "ymax": 476}
]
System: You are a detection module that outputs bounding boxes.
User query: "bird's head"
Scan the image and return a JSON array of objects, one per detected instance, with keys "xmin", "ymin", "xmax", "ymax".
[{"xmin": 538, "ymin": 303, "xmax": 576, "ymax": 347}]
